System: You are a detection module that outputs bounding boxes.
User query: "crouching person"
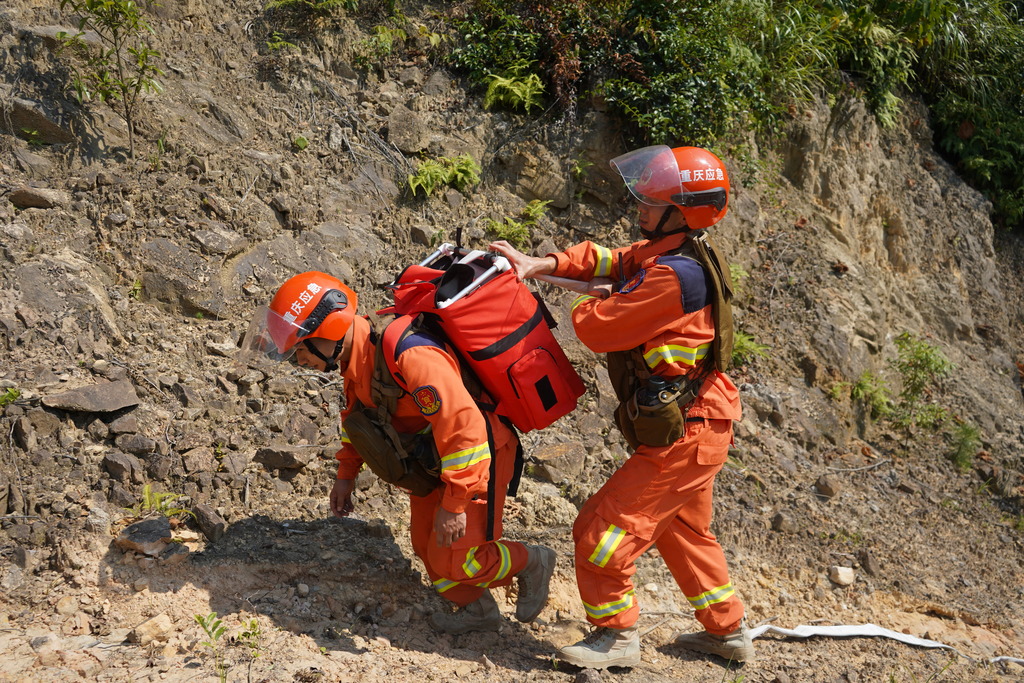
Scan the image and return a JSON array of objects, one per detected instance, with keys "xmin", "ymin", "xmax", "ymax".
[{"xmin": 245, "ymin": 271, "xmax": 556, "ymax": 634}]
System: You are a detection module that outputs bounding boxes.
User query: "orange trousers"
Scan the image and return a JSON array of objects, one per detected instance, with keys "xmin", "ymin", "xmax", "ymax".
[
  {"xmin": 408, "ymin": 418, "xmax": 528, "ymax": 607},
  {"xmin": 572, "ymin": 418, "xmax": 744, "ymax": 635}
]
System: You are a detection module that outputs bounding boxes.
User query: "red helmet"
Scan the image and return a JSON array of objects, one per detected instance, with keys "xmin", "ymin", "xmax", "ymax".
[
  {"xmin": 242, "ymin": 272, "xmax": 357, "ymax": 361},
  {"xmin": 610, "ymin": 145, "xmax": 729, "ymax": 230}
]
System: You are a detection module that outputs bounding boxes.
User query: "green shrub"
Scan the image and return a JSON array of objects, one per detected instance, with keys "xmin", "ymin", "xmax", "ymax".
[
  {"xmin": 265, "ymin": 0, "xmax": 354, "ymax": 16},
  {"xmin": 850, "ymin": 371, "xmax": 893, "ymax": 419},
  {"xmin": 353, "ymin": 24, "xmax": 408, "ymax": 69},
  {"xmin": 266, "ymin": 30, "xmax": 298, "ymax": 51},
  {"xmin": 485, "ymin": 217, "xmax": 531, "ymax": 249},
  {"xmin": 57, "ymin": 0, "xmax": 164, "ymax": 159},
  {"xmin": 446, "ymin": 1, "xmax": 1024, "ymax": 230},
  {"xmin": 948, "ymin": 419, "xmax": 980, "ymax": 472},
  {"xmin": 731, "ymin": 330, "xmax": 768, "ymax": 367},
  {"xmin": 407, "ymin": 154, "xmax": 481, "ymax": 197},
  {"xmin": 889, "ymin": 331, "xmax": 954, "ymax": 431}
]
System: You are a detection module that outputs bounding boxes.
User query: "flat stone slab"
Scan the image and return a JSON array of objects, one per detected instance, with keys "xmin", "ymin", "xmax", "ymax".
[{"xmin": 42, "ymin": 380, "xmax": 139, "ymax": 413}]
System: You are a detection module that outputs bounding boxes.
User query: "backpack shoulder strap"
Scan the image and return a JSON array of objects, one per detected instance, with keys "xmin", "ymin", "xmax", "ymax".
[
  {"xmin": 689, "ymin": 231, "xmax": 734, "ymax": 373},
  {"xmin": 366, "ymin": 312, "xmax": 408, "ymax": 423}
]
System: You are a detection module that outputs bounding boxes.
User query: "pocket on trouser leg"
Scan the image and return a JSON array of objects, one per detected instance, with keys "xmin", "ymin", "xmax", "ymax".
[{"xmin": 695, "ymin": 420, "xmax": 732, "ymax": 465}]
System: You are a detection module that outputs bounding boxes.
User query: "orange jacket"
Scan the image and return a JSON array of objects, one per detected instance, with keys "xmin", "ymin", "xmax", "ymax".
[
  {"xmin": 549, "ymin": 234, "xmax": 741, "ymax": 420},
  {"xmin": 335, "ymin": 316, "xmax": 512, "ymax": 513}
]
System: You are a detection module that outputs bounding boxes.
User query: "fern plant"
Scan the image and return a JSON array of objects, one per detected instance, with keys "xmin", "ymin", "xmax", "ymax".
[
  {"xmin": 483, "ymin": 63, "xmax": 545, "ymax": 114},
  {"xmin": 125, "ymin": 483, "xmax": 194, "ymax": 520},
  {"xmin": 407, "ymin": 154, "xmax": 481, "ymax": 197},
  {"xmin": 731, "ymin": 330, "xmax": 768, "ymax": 367}
]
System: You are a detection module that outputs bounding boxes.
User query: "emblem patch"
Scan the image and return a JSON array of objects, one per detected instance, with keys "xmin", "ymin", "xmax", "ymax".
[
  {"xmin": 412, "ymin": 385, "xmax": 442, "ymax": 415},
  {"xmin": 620, "ymin": 269, "xmax": 646, "ymax": 294}
]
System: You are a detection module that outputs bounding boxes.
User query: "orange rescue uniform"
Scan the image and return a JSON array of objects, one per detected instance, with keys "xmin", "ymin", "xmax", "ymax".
[
  {"xmin": 549, "ymin": 232, "xmax": 745, "ymax": 635},
  {"xmin": 335, "ymin": 316, "xmax": 528, "ymax": 606}
]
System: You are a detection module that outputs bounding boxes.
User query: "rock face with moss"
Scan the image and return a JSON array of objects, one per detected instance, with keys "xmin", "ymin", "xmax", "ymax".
[{"xmin": 0, "ymin": 1, "xmax": 1022, "ymax": 681}]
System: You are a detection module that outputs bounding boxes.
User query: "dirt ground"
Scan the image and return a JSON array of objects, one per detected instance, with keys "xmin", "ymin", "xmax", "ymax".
[{"xmin": 1, "ymin": 0, "xmax": 1023, "ymax": 681}]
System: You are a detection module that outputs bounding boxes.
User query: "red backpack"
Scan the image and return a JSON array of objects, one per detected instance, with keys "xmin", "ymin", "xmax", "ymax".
[{"xmin": 384, "ymin": 243, "xmax": 585, "ymax": 433}]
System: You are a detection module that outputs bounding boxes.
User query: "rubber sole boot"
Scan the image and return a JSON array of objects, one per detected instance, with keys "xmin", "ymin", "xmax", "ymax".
[
  {"xmin": 674, "ymin": 621, "xmax": 755, "ymax": 663},
  {"xmin": 515, "ymin": 544, "xmax": 556, "ymax": 622},
  {"xmin": 429, "ymin": 590, "xmax": 503, "ymax": 635},
  {"xmin": 556, "ymin": 626, "xmax": 641, "ymax": 670}
]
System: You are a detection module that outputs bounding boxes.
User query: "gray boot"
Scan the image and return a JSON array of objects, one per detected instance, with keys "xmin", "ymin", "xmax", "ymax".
[
  {"xmin": 429, "ymin": 590, "xmax": 503, "ymax": 635},
  {"xmin": 557, "ymin": 626, "xmax": 641, "ymax": 669},
  {"xmin": 515, "ymin": 544, "xmax": 556, "ymax": 623},
  {"xmin": 674, "ymin": 620, "xmax": 755, "ymax": 663}
]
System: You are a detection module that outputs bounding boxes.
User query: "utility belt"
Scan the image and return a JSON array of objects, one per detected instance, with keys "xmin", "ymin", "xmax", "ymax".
[
  {"xmin": 608, "ymin": 348, "xmax": 712, "ymax": 450},
  {"xmin": 615, "ymin": 375, "xmax": 703, "ymax": 449}
]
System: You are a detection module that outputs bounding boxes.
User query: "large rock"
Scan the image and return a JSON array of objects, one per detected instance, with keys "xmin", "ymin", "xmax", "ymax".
[
  {"xmin": 115, "ymin": 517, "xmax": 173, "ymax": 557},
  {"xmin": 388, "ymin": 103, "xmax": 430, "ymax": 154},
  {"xmin": 254, "ymin": 443, "xmax": 314, "ymax": 470},
  {"xmin": 43, "ymin": 380, "xmax": 139, "ymax": 413},
  {"xmin": 0, "ymin": 90, "xmax": 75, "ymax": 144},
  {"xmin": 8, "ymin": 185, "xmax": 70, "ymax": 209},
  {"xmin": 139, "ymin": 238, "xmax": 228, "ymax": 318}
]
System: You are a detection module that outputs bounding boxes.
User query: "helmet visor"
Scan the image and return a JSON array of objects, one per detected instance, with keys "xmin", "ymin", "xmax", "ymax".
[
  {"xmin": 609, "ymin": 145, "xmax": 679, "ymax": 206},
  {"xmin": 239, "ymin": 288, "xmax": 353, "ymax": 363},
  {"xmin": 240, "ymin": 305, "xmax": 297, "ymax": 363}
]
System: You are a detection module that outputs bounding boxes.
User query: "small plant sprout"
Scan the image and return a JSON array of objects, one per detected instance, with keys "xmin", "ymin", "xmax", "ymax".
[
  {"xmin": 731, "ymin": 330, "xmax": 768, "ymax": 367},
  {"xmin": 195, "ymin": 612, "xmax": 227, "ymax": 683},
  {"xmin": 239, "ymin": 617, "xmax": 263, "ymax": 681},
  {"xmin": 949, "ymin": 419, "xmax": 981, "ymax": 472},
  {"xmin": 292, "ymin": 135, "xmax": 309, "ymax": 151}
]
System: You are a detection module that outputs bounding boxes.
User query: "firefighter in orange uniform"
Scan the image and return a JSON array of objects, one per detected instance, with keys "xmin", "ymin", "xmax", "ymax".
[
  {"xmin": 492, "ymin": 145, "xmax": 753, "ymax": 668},
  {"xmin": 244, "ymin": 274, "xmax": 556, "ymax": 634}
]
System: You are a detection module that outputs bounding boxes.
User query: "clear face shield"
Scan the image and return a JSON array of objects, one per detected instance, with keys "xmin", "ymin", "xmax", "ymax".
[
  {"xmin": 609, "ymin": 145, "xmax": 680, "ymax": 206},
  {"xmin": 238, "ymin": 288, "xmax": 353, "ymax": 365},
  {"xmin": 239, "ymin": 305, "xmax": 304, "ymax": 363}
]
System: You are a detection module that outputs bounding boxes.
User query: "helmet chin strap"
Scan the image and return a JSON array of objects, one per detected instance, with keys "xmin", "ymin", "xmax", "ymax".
[
  {"xmin": 640, "ymin": 206, "xmax": 690, "ymax": 239},
  {"xmin": 303, "ymin": 339, "xmax": 345, "ymax": 373}
]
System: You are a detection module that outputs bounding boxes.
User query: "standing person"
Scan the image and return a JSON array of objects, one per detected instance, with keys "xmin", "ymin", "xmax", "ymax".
[
  {"xmin": 244, "ymin": 273, "xmax": 556, "ymax": 634},
  {"xmin": 491, "ymin": 145, "xmax": 753, "ymax": 668}
]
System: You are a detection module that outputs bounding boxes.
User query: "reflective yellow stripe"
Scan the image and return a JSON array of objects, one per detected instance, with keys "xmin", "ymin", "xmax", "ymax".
[
  {"xmin": 433, "ymin": 578, "xmax": 457, "ymax": 594},
  {"xmin": 341, "ymin": 427, "xmax": 351, "ymax": 444},
  {"xmin": 462, "ymin": 546, "xmax": 482, "ymax": 578},
  {"xmin": 592, "ymin": 245, "xmax": 613, "ymax": 278},
  {"xmin": 572, "ymin": 294, "xmax": 596, "ymax": 311},
  {"xmin": 587, "ymin": 524, "xmax": 626, "ymax": 568},
  {"xmin": 686, "ymin": 583, "xmax": 735, "ymax": 610},
  {"xmin": 441, "ymin": 443, "xmax": 490, "ymax": 471},
  {"xmin": 644, "ymin": 343, "xmax": 711, "ymax": 369},
  {"xmin": 583, "ymin": 590, "xmax": 635, "ymax": 619},
  {"xmin": 474, "ymin": 543, "xmax": 512, "ymax": 586}
]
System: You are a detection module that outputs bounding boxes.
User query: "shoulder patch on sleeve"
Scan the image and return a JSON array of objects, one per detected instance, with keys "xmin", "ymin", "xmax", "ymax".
[
  {"xmin": 412, "ymin": 385, "xmax": 442, "ymax": 415},
  {"xmin": 620, "ymin": 268, "xmax": 646, "ymax": 294}
]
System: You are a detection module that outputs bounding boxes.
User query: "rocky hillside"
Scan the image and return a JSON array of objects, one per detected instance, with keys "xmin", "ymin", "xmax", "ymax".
[{"xmin": 1, "ymin": 1, "xmax": 1022, "ymax": 681}]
